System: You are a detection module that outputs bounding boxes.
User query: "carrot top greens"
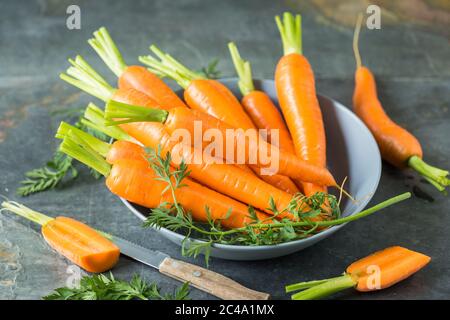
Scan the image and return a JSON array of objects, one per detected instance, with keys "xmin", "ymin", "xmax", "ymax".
[{"xmin": 275, "ymin": 12, "xmax": 302, "ymax": 55}]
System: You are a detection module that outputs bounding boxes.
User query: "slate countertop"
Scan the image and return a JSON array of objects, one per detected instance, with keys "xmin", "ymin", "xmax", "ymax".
[{"xmin": 1, "ymin": 0, "xmax": 449, "ymax": 300}]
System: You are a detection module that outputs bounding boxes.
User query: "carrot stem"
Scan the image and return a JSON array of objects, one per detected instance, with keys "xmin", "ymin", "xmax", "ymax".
[
  {"xmin": 275, "ymin": 12, "xmax": 302, "ymax": 55},
  {"xmin": 60, "ymin": 55, "xmax": 115, "ymax": 102},
  {"xmin": 1, "ymin": 201, "xmax": 54, "ymax": 226},
  {"xmin": 291, "ymin": 274, "xmax": 356, "ymax": 300},
  {"xmin": 408, "ymin": 156, "xmax": 450, "ymax": 192},
  {"xmin": 83, "ymin": 103, "xmax": 134, "ymax": 141},
  {"xmin": 88, "ymin": 27, "xmax": 127, "ymax": 77},
  {"xmin": 228, "ymin": 42, "xmax": 254, "ymax": 96},
  {"xmin": 55, "ymin": 121, "xmax": 112, "ymax": 157},
  {"xmin": 104, "ymin": 99, "xmax": 168, "ymax": 125},
  {"xmin": 59, "ymin": 135, "xmax": 111, "ymax": 177},
  {"xmin": 139, "ymin": 45, "xmax": 204, "ymax": 88},
  {"xmin": 286, "ymin": 275, "xmax": 347, "ymax": 293},
  {"xmin": 199, "ymin": 192, "xmax": 410, "ymax": 237},
  {"xmin": 353, "ymin": 13, "xmax": 364, "ymax": 69}
]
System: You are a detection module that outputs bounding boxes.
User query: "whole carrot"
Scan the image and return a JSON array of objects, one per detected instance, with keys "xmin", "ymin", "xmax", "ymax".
[
  {"xmin": 228, "ymin": 41, "xmax": 302, "ymax": 194},
  {"xmin": 59, "ymin": 59, "xmax": 303, "ymax": 215},
  {"xmin": 137, "ymin": 45, "xmax": 300, "ymax": 193},
  {"xmin": 286, "ymin": 246, "xmax": 430, "ymax": 299},
  {"xmin": 57, "ymin": 117, "xmax": 297, "ymax": 221},
  {"xmin": 104, "ymin": 100, "xmax": 337, "ymax": 187},
  {"xmin": 139, "ymin": 46, "xmax": 256, "ymax": 130},
  {"xmin": 352, "ymin": 14, "xmax": 450, "ymax": 192},
  {"xmin": 274, "ymin": 12, "xmax": 328, "ymax": 197},
  {"xmin": 57, "ymin": 129, "xmax": 270, "ymax": 228},
  {"xmin": 1, "ymin": 201, "xmax": 120, "ymax": 273},
  {"xmin": 87, "ymin": 36, "xmax": 293, "ymax": 193},
  {"xmin": 88, "ymin": 27, "xmax": 186, "ymax": 110}
]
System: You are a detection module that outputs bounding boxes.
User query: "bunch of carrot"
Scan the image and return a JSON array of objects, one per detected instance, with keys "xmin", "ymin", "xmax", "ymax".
[{"xmin": 5, "ymin": 10, "xmax": 440, "ymax": 297}]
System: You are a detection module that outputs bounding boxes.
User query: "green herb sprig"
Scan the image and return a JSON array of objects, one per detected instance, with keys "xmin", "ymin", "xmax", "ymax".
[
  {"xmin": 143, "ymin": 147, "xmax": 411, "ymax": 267},
  {"xmin": 43, "ymin": 273, "xmax": 190, "ymax": 300},
  {"xmin": 200, "ymin": 58, "xmax": 221, "ymax": 79},
  {"xmin": 17, "ymin": 109, "xmax": 109, "ymax": 196}
]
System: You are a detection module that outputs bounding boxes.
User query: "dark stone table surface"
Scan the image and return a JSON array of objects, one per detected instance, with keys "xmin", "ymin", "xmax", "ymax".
[{"xmin": 0, "ymin": 0, "xmax": 449, "ymax": 300}]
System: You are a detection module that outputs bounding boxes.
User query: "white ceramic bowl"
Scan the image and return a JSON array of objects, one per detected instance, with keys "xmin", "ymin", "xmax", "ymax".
[{"xmin": 120, "ymin": 78, "xmax": 381, "ymax": 260}]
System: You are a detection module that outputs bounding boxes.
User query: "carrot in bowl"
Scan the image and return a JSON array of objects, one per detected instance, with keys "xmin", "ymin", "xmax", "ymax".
[
  {"xmin": 88, "ymin": 27, "xmax": 186, "ymax": 110},
  {"xmin": 104, "ymin": 99, "xmax": 337, "ymax": 187},
  {"xmin": 0, "ymin": 201, "xmax": 120, "ymax": 273},
  {"xmin": 56, "ymin": 128, "xmax": 271, "ymax": 228},
  {"xmin": 352, "ymin": 14, "xmax": 449, "ymax": 192},
  {"xmin": 274, "ymin": 12, "xmax": 328, "ymax": 197},
  {"xmin": 286, "ymin": 246, "xmax": 430, "ymax": 299},
  {"xmin": 228, "ymin": 41, "xmax": 303, "ymax": 194},
  {"xmin": 59, "ymin": 59, "xmax": 305, "ymax": 215}
]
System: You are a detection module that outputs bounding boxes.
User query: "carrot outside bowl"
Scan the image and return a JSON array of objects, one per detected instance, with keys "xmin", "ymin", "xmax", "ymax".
[{"xmin": 120, "ymin": 78, "xmax": 382, "ymax": 261}]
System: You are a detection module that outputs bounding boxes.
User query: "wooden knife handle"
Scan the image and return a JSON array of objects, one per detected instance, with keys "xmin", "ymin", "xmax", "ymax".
[{"xmin": 159, "ymin": 257, "xmax": 270, "ymax": 300}]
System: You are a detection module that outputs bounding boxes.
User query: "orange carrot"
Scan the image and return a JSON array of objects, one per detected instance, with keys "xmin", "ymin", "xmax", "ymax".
[
  {"xmin": 58, "ymin": 56, "xmax": 308, "ymax": 216},
  {"xmin": 88, "ymin": 34, "xmax": 298, "ymax": 194},
  {"xmin": 274, "ymin": 13, "xmax": 328, "ymax": 197},
  {"xmin": 352, "ymin": 14, "xmax": 450, "ymax": 192},
  {"xmin": 228, "ymin": 42, "xmax": 302, "ymax": 194},
  {"xmin": 1, "ymin": 201, "xmax": 120, "ymax": 273},
  {"xmin": 105, "ymin": 101, "xmax": 337, "ymax": 187},
  {"xmin": 140, "ymin": 46, "xmax": 256, "ymax": 130},
  {"xmin": 57, "ymin": 130, "xmax": 270, "ymax": 228},
  {"xmin": 88, "ymin": 27, "xmax": 186, "ymax": 110},
  {"xmin": 286, "ymin": 246, "xmax": 430, "ymax": 299}
]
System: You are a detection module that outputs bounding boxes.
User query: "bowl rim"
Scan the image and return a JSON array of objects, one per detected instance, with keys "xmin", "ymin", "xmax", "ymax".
[{"xmin": 120, "ymin": 78, "xmax": 382, "ymax": 250}]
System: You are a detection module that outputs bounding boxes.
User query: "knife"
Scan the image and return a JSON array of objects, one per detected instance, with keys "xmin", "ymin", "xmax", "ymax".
[{"xmin": 109, "ymin": 235, "xmax": 270, "ymax": 300}]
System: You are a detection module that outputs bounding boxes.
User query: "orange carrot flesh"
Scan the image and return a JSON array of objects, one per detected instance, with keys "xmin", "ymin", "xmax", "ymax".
[
  {"xmin": 287, "ymin": 245, "xmax": 430, "ymax": 299},
  {"xmin": 352, "ymin": 14, "xmax": 449, "ymax": 191},
  {"xmin": 347, "ymin": 246, "xmax": 431, "ymax": 291},
  {"xmin": 0, "ymin": 201, "xmax": 120, "ymax": 274},
  {"xmin": 42, "ymin": 217, "xmax": 120, "ymax": 273},
  {"xmin": 275, "ymin": 14, "xmax": 328, "ymax": 197}
]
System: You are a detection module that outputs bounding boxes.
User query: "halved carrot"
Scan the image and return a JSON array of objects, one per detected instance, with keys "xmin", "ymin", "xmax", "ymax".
[
  {"xmin": 286, "ymin": 246, "xmax": 430, "ymax": 299},
  {"xmin": 352, "ymin": 14, "xmax": 450, "ymax": 192},
  {"xmin": 0, "ymin": 201, "xmax": 120, "ymax": 273}
]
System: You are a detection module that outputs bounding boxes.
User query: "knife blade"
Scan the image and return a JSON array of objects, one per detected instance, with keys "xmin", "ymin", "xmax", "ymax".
[
  {"xmin": 110, "ymin": 235, "xmax": 169, "ymax": 269},
  {"xmin": 108, "ymin": 234, "xmax": 270, "ymax": 300}
]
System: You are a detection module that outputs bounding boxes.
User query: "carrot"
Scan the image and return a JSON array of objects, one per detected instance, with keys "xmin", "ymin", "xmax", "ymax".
[
  {"xmin": 285, "ymin": 246, "xmax": 430, "ymax": 299},
  {"xmin": 57, "ymin": 128, "xmax": 270, "ymax": 228},
  {"xmin": 0, "ymin": 201, "xmax": 120, "ymax": 273},
  {"xmin": 88, "ymin": 27, "xmax": 187, "ymax": 109},
  {"xmin": 352, "ymin": 14, "xmax": 450, "ymax": 192},
  {"xmin": 139, "ymin": 46, "xmax": 256, "ymax": 130},
  {"xmin": 105, "ymin": 100, "xmax": 337, "ymax": 187},
  {"xmin": 274, "ymin": 13, "xmax": 328, "ymax": 197},
  {"xmin": 88, "ymin": 35, "xmax": 298, "ymax": 194},
  {"xmin": 58, "ymin": 56, "xmax": 313, "ymax": 216},
  {"xmin": 228, "ymin": 41, "xmax": 302, "ymax": 194}
]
